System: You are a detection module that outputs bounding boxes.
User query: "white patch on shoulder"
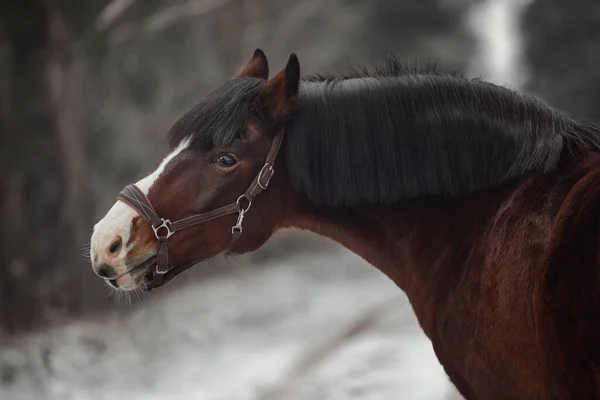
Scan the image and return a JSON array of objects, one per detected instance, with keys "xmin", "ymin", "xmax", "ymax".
[{"xmin": 91, "ymin": 138, "xmax": 191, "ymax": 263}]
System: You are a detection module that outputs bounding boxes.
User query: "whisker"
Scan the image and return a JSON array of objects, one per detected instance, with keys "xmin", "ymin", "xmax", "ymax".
[
  {"xmin": 115, "ymin": 290, "xmax": 124, "ymax": 305},
  {"xmin": 133, "ymin": 288, "xmax": 145, "ymax": 302},
  {"xmin": 115, "ymin": 290, "xmax": 127, "ymax": 305},
  {"xmin": 81, "ymin": 242, "xmax": 92, "ymax": 259},
  {"xmin": 105, "ymin": 285, "xmax": 116, "ymax": 301}
]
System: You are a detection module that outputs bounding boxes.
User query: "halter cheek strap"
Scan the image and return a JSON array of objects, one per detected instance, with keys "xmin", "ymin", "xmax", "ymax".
[{"xmin": 116, "ymin": 129, "xmax": 284, "ymax": 289}]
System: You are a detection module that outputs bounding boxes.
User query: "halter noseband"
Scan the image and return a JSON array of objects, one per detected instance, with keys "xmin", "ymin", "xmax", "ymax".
[{"xmin": 116, "ymin": 129, "xmax": 285, "ymax": 290}]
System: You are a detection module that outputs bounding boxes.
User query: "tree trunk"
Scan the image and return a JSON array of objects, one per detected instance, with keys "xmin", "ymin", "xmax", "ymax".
[{"xmin": 0, "ymin": 0, "xmax": 99, "ymax": 333}]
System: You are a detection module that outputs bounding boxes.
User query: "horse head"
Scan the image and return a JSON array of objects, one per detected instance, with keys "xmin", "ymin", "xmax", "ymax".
[{"xmin": 90, "ymin": 50, "xmax": 300, "ymax": 291}]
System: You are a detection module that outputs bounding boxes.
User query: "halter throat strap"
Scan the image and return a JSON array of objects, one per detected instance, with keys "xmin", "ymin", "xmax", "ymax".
[{"xmin": 116, "ymin": 129, "xmax": 285, "ymax": 289}]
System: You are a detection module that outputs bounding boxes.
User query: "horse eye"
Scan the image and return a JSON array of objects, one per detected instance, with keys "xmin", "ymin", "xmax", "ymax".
[{"xmin": 216, "ymin": 154, "xmax": 238, "ymax": 168}]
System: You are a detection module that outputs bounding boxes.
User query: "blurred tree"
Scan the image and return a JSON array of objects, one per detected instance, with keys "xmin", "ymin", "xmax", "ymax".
[
  {"xmin": 0, "ymin": 0, "xmax": 481, "ymax": 334},
  {"xmin": 0, "ymin": 0, "xmax": 107, "ymax": 333},
  {"xmin": 364, "ymin": 0, "xmax": 476, "ymax": 73},
  {"xmin": 523, "ymin": 0, "xmax": 600, "ymax": 121}
]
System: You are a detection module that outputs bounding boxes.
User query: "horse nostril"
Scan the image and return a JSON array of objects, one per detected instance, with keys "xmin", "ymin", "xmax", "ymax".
[
  {"xmin": 96, "ymin": 264, "xmax": 116, "ymax": 279},
  {"xmin": 108, "ymin": 237, "xmax": 122, "ymax": 255}
]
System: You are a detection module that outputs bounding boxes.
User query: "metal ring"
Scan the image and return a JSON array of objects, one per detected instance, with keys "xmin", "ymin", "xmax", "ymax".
[
  {"xmin": 236, "ymin": 194, "xmax": 252, "ymax": 213},
  {"xmin": 152, "ymin": 219, "xmax": 174, "ymax": 240}
]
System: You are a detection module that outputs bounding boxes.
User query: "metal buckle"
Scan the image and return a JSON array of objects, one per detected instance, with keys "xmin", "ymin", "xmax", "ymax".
[
  {"xmin": 152, "ymin": 219, "xmax": 174, "ymax": 240},
  {"xmin": 231, "ymin": 225, "xmax": 243, "ymax": 235},
  {"xmin": 231, "ymin": 209, "xmax": 246, "ymax": 235},
  {"xmin": 257, "ymin": 163, "xmax": 275, "ymax": 190},
  {"xmin": 231, "ymin": 195, "xmax": 252, "ymax": 235},
  {"xmin": 155, "ymin": 263, "xmax": 169, "ymax": 275}
]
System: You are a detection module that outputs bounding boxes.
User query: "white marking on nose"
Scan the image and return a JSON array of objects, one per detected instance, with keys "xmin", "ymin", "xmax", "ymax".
[{"xmin": 91, "ymin": 138, "xmax": 191, "ymax": 265}]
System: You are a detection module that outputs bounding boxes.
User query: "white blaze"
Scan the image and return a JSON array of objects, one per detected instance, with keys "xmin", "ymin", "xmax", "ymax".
[{"xmin": 91, "ymin": 138, "xmax": 190, "ymax": 262}]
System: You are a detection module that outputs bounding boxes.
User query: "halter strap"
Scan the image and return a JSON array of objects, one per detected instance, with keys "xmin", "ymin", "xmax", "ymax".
[{"xmin": 116, "ymin": 129, "xmax": 285, "ymax": 289}]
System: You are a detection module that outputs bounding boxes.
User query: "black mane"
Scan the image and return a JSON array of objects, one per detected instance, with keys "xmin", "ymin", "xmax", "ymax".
[{"xmin": 169, "ymin": 56, "xmax": 600, "ymax": 207}]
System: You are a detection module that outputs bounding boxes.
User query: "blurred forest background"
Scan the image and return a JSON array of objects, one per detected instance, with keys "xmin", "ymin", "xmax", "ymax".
[
  {"xmin": 0, "ymin": 0, "xmax": 480, "ymax": 334},
  {"xmin": 1, "ymin": 0, "xmax": 599, "ymax": 399}
]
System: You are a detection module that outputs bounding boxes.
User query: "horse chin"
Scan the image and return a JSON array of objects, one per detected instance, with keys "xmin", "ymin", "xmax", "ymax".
[{"xmin": 106, "ymin": 256, "xmax": 157, "ymax": 292}]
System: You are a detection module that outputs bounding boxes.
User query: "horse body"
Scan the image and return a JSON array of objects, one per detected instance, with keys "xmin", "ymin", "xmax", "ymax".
[
  {"xmin": 284, "ymin": 151, "xmax": 600, "ymax": 399},
  {"xmin": 90, "ymin": 49, "xmax": 600, "ymax": 399}
]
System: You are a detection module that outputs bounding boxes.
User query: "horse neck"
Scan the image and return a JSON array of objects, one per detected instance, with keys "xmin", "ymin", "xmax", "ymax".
[
  {"xmin": 289, "ymin": 195, "xmax": 501, "ymax": 275},
  {"xmin": 281, "ymin": 177, "xmax": 553, "ymax": 336}
]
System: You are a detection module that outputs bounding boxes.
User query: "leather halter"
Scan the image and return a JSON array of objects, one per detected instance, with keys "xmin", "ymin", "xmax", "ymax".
[{"xmin": 116, "ymin": 129, "xmax": 285, "ymax": 289}]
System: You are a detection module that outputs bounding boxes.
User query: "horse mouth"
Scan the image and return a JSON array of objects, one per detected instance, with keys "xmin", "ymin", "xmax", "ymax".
[{"xmin": 126, "ymin": 255, "xmax": 157, "ymax": 285}]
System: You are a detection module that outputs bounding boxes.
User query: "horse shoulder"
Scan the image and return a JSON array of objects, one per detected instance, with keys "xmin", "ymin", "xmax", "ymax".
[{"xmin": 534, "ymin": 163, "xmax": 600, "ymax": 398}]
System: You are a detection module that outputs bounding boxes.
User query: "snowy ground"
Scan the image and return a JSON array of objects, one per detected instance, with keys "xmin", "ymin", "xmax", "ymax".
[{"xmin": 0, "ymin": 233, "xmax": 460, "ymax": 400}]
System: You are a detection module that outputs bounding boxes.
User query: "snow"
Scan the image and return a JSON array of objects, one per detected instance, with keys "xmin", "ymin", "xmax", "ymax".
[{"xmin": 0, "ymin": 234, "xmax": 459, "ymax": 399}]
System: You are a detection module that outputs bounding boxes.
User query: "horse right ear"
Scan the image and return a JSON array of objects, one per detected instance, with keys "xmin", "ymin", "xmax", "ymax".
[{"xmin": 259, "ymin": 53, "xmax": 300, "ymax": 121}]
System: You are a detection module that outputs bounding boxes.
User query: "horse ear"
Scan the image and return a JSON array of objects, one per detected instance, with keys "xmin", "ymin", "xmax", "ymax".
[
  {"xmin": 259, "ymin": 53, "xmax": 300, "ymax": 121},
  {"xmin": 237, "ymin": 48, "xmax": 269, "ymax": 79}
]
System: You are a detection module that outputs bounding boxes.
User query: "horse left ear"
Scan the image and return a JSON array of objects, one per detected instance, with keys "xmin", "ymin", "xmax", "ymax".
[
  {"xmin": 259, "ymin": 53, "xmax": 300, "ymax": 121},
  {"xmin": 237, "ymin": 48, "xmax": 269, "ymax": 79}
]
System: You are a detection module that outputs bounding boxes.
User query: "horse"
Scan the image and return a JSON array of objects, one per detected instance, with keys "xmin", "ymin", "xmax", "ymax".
[{"xmin": 90, "ymin": 49, "xmax": 600, "ymax": 399}]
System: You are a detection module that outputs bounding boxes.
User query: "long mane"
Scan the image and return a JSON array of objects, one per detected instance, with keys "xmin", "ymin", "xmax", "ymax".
[
  {"xmin": 168, "ymin": 56, "xmax": 600, "ymax": 207},
  {"xmin": 285, "ymin": 56, "xmax": 600, "ymax": 206}
]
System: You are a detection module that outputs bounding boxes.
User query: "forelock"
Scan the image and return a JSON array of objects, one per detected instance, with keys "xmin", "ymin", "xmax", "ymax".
[{"xmin": 167, "ymin": 77, "xmax": 264, "ymax": 150}]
